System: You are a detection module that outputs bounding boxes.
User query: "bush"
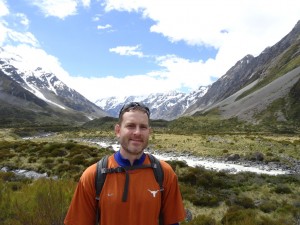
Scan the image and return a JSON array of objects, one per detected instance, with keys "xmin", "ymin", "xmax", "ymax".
[
  {"xmin": 273, "ymin": 184, "xmax": 292, "ymax": 194},
  {"xmin": 234, "ymin": 195, "xmax": 255, "ymax": 209},
  {"xmin": 182, "ymin": 214, "xmax": 217, "ymax": 225},
  {"xmin": 221, "ymin": 206, "xmax": 258, "ymax": 225},
  {"xmin": 260, "ymin": 215, "xmax": 296, "ymax": 225},
  {"xmin": 259, "ymin": 200, "xmax": 278, "ymax": 213},
  {"xmin": 7, "ymin": 179, "xmax": 76, "ymax": 225},
  {"xmin": 69, "ymin": 154, "xmax": 87, "ymax": 165}
]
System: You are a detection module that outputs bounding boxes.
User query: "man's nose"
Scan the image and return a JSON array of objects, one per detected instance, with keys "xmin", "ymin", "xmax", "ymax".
[{"xmin": 133, "ymin": 126, "xmax": 142, "ymax": 134}]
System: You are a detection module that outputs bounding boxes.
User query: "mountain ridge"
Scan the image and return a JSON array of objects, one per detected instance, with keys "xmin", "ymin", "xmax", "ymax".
[
  {"xmin": 95, "ymin": 86, "xmax": 209, "ymax": 120},
  {"xmin": 0, "ymin": 48, "xmax": 108, "ymax": 126}
]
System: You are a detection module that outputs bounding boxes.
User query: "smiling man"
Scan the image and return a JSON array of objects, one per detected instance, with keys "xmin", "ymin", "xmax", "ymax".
[
  {"xmin": 64, "ymin": 102, "xmax": 186, "ymax": 225},
  {"xmin": 115, "ymin": 102, "xmax": 152, "ymax": 161}
]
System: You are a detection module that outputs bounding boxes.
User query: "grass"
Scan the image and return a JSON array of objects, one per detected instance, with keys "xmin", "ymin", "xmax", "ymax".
[
  {"xmin": 0, "ymin": 137, "xmax": 114, "ymax": 180},
  {"xmin": 150, "ymin": 132, "xmax": 300, "ymax": 162}
]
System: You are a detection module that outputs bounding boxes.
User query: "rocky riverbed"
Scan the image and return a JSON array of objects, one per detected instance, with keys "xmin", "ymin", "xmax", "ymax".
[{"xmin": 93, "ymin": 139, "xmax": 300, "ymax": 175}]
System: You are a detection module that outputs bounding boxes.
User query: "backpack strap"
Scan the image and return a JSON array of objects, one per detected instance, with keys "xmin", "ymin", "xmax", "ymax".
[
  {"xmin": 148, "ymin": 154, "xmax": 164, "ymax": 225},
  {"xmin": 95, "ymin": 155, "xmax": 109, "ymax": 225},
  {"xmin": 94, "ymin": 154, "xmax": 165, "ymax": 225},
  {"xmin": 148, "ymin": 154, "xmax": 164, "ymax": 191}
]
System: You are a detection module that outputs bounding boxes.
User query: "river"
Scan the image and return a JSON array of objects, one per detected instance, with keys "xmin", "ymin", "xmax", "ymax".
[{"xmin": 95, "ymin": 141, "xmax": 291, "ymax": 175}]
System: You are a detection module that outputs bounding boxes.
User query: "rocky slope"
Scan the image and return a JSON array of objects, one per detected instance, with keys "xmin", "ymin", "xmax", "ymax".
[
  {"xmin": 0, "ymin": 49, "xmax": 108, "ymax": 126},
  {"xmin": 184, "ymin": 20, "xmax": 300, "ymax": 124}
]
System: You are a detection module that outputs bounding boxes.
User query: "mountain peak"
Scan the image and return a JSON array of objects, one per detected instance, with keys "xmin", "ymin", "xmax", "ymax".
[{"xmin": 0, "ymin": 49, "xmax": 108, "ymax": 126}]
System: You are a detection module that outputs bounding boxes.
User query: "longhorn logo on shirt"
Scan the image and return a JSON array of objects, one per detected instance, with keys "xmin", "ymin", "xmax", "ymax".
[{"xmin": 148, "ymin": 189, "xmax": 160, "ymax": 197}]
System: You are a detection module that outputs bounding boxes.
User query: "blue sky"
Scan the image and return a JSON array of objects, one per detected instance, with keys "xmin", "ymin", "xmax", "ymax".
[{"xmin": 1, "ymin": 0, "xmax": 300, "ymax": 101}]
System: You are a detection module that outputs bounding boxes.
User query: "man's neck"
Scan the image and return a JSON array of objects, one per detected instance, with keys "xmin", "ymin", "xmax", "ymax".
[{"xmin": 116, "ymin": 150, "xmax": 145, "ymax": 166}]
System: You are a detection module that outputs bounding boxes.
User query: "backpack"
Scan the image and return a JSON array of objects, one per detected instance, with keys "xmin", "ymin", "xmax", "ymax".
[{"xmin": 94, "ymin": 153, "xmax": 164, "ymax": 225}]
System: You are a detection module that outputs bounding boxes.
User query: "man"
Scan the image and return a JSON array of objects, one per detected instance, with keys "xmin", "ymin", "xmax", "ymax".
[{"xmin": 64, "ymin": 102, "xmax": 186, "ymax": 225}]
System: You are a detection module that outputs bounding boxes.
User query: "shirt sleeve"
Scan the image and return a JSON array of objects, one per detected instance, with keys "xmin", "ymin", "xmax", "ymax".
[
  {"xmin": 160, "ymin": 161, "xmax": 186, "ymax": 225},
  {"xmin": 64, "ymin": 164, "xmax": 97, "ymax": 225}
]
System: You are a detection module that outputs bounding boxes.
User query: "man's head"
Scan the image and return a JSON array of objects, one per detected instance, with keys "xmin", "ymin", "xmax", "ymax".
[
  {"xmin": 115, "ymin": 102, "xmax": 151, "ymax": 160},
  {"xmin": 118, "ymin": 102, "xmax": 150, "ymax": 124}
]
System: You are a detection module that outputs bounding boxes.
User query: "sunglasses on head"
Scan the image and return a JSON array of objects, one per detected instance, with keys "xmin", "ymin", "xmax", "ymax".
[{"xmin": 119, "ymin": 102, "xmax": 150, "ymax": 118}]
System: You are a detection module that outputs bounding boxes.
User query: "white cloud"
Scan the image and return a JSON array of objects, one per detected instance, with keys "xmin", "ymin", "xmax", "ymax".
[
  {"xmin": 67, "ymin": 74, "xmax": 184, "ymax": 101},
  {"xmin": 81, "ymin": 0, "xmax": 91, "ymax": 8},
  {"xmin": 16, "ymin": 13, "xmax": 30, "ymax": 27},
  {"xmin": 0, "ymin": 0, "xmax": 8, "ymax": 45},
  {"xmin": 154, "ymin": 55, "xmax": 215, "ymax": 89},
  {"xmin": 29, "ymin": 0, "xmax": 78, "ymax": 19},
  {"xmin": 109, "ymin": 45, "xmax": 144, "ymax": 58},
  {"xmin": 0, "ymin": 20, "xmax": 38, "ymax": 47},
  {"xmin": 28, "ymin": 0, "xmax": 92, "ymax": 19},
  {"xmin": 0, "ymin": 0, "xmax": 9, "ymax": 17},
  {"xmin": 92, "ymin": 14, "xmax": 103, "ymax": 21},
  {"xmin": 0, "ymin": 1, "xmax": 38, "ymax": 47},
  {"xmin": 104, "ymin": 0, "xmax": 300, "ymax": 75},
  {"xmin": 97, "ymin": 24, "xmax": 112, "ymax": 30},
  {"xmin": 6, "ymin": 31, "xmax": 39, "ymax": 46},
  {"xmin": 0, "ymin": 45, "xmax": 73, "ymax": 87}
]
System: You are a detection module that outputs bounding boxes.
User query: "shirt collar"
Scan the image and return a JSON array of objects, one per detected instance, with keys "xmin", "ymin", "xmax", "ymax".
[{"xmin": 114, "ymin": 150, "xmax": 146, "ymax": 167}]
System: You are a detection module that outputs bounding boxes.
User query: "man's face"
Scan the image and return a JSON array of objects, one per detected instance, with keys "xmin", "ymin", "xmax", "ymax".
[{"xmin": 115, "ymin": 110, "xmax": 151, "ymax": 156}]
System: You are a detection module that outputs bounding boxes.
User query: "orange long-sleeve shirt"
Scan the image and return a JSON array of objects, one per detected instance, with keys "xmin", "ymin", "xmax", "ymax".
[{"xmin": 64, "ymin": 154, "xmax": 186, "ymax": 225}]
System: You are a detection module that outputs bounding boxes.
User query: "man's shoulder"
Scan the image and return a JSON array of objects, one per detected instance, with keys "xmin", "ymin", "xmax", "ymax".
[
  {"xmin": 80, "ymin": 155, "xmax": 115, "ymax": 182},
  {"xmin": 159, "ymin": 159, "xmax": 174, "ymax": 172},
  {"xmin": 81, "ymin": 162, "xmax": 97, "ymax": 179},
  {"xmin": 145, "ymin": 154, "xmax": 174, "ymax": 175}
]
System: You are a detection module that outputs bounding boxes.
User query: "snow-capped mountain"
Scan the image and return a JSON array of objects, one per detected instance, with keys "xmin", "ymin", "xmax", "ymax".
[
  {"xmin": 95, "ymin": 86, "xmax": 209, "ymax": 120},
  {"xmin": 0, "ymin": 47, "xmax": 108, "ymax": 126}
]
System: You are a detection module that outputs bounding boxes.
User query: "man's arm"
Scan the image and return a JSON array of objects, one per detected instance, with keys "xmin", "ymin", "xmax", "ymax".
[
  {"xmin": 64, "ymin": 165, "xmax": 97, "ymax": 225},
  {"xmin": 161, "ymin": 161, "xmax": 186, "ymax": 225}
]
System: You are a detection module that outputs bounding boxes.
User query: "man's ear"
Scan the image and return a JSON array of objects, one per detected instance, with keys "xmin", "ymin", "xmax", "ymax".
[{"xmin": 115, "ymin": 124, "xmax": 121, "ymax": 137}]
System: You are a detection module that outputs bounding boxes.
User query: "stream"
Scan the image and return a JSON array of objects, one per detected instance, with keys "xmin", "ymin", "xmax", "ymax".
[{"xmin": 95, "ymin": 141, "xmax": 294, "ymax": 175}]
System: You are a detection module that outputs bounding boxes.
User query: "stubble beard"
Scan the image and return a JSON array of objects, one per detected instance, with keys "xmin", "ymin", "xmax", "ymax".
[
  {"xmin": 120, "ymin": 139, "xmax": 148, "ymax": 156},
  {"xmin": 121, "ymin": 143, "xmax": 145, "ymax": 156}
]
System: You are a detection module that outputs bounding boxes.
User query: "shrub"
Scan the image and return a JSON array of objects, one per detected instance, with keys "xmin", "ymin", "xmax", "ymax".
[
  {"xmin": 49, "ymin": 148, "xmax": 68, "ymax": 157},
  {"xmin": 273, "ymin": 184, "xmax": 292, "ymax": 194},
  {"xmin": 182, "ymin": 214, "xmax": 217, "ymax": 225},
  {"xmin": 192, "ymin": 194, "xmax": 220, "ymax": 207},
  {"xmin": 43, "ymin": 158, "xmax": 54, "ymax": 164},
  {"xmin": 9, "ymin": 179, "xmax": 76, "ymax": 225},
  {"xmin": 179, "ymin": 184, "xmax": 196, "ymax": 201},
  {"xmin": 179, "ymin": 168, "xmax": 198, "ymax": 185},
  {"xmin": 28, "ymin": 157, "xmax": 37, "ymax": 163},
  {"xmin": 166, "ymin": 160, "xmax": 188, "ymax": 171},
  {"xmin": 221, "ymin": 206, "xmax": 258, "ymax": 225},
  {"xmin": 0, "ymin": 171, "xmax": 16, "ymax": 181},
  {"xmin": 69, "ymin": 154, "xmax": 87, "ymax": 165},
  {"xmin": 234, "ymin": 195, "xmax": 255, "ymax": 209},
  {"xmin": 259, "ymin": 200, "xmax": 278, "ymax": 213},
  {"xmin": 260, "ymin": 215, "xmax": 296, "ymax": 225}
]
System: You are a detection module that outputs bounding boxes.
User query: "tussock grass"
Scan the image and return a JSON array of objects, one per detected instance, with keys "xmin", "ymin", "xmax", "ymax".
[
  {"xmin": 150, "ymin": 133, "xmax": 300, "ymax": 161},
  {"xmin": 0, "ymin": 174, "xmax": 76, "ymax": 225}
]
